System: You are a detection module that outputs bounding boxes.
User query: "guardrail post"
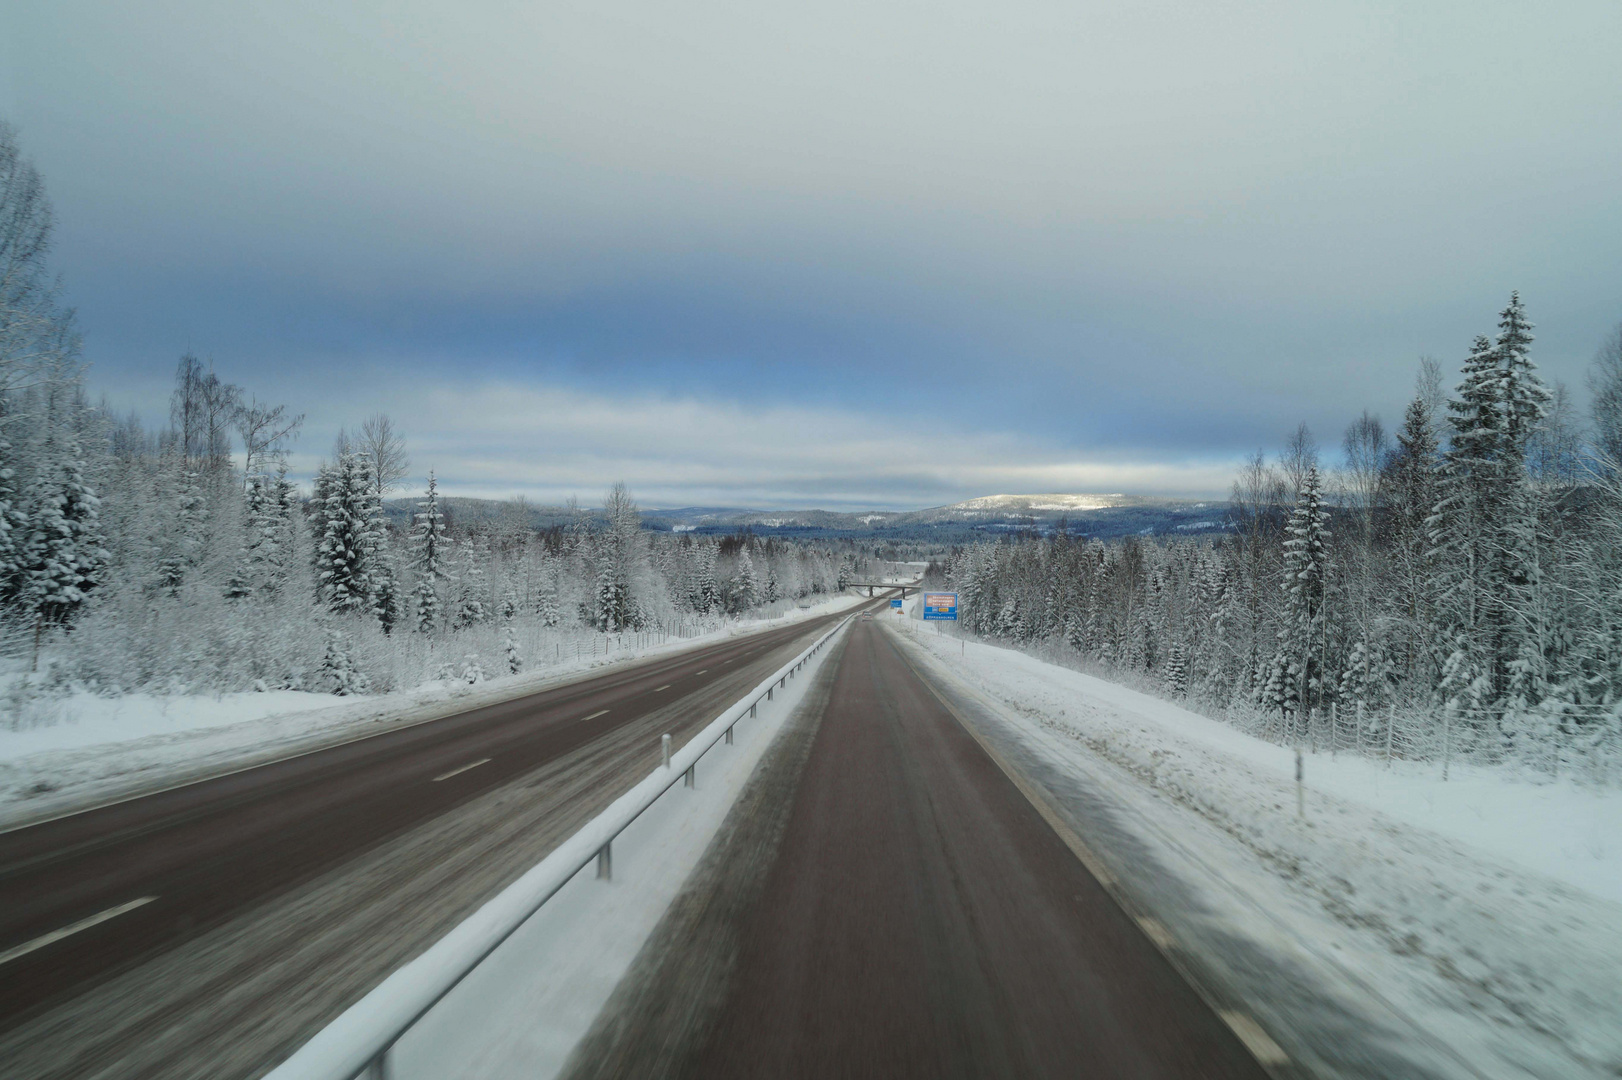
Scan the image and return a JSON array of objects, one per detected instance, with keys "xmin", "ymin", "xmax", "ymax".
[
  {"xmin": 662, "ymin": 733, "xmax": 672, "ymax": 768},
  {"xmin": 766, "ymin": 687, "xmax": 772, "ymax": 701},
  {"xmin": 684, "ymin": 764, "xmax": 695, "ymax": 788},
  {"xmin": 750, "ymin": 702, "xmax": 757, "ymax": 717},
  {"xmin": 358, "ymin": 1049, "xmax": 388, "ymax": 1079},
  {"xmin": 725, "ymin": 725, "xmax": 734, "ymax": 745},
  {"xmin": 596, "ymin": 841, "xmax": 612, "ymax": 881}
]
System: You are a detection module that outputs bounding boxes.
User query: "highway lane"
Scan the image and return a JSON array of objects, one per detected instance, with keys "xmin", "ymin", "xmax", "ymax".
[
  {"xmin": 0, "ymin": 602, "xmax": 872, "ymax": 1046},
  {"xmin": 566, "ymin": 617, "xmax": 1272, "ymax": 1079}
]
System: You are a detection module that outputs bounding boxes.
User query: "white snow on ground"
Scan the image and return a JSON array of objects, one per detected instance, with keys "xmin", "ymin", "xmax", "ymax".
[
  {"xmin": 384, "ymin": 618, "xmax": 844, "ymax": 1080},
  {"xmin": 897, "ymin": 624, "xmax": 1622, "ymax": 1080},
  {"xmin": 0, "ymin": 595, "xmax": 862, "ymax": 829}
]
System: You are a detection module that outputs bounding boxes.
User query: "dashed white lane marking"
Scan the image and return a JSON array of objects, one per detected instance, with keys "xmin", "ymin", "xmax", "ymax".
[
  {"xmin": 433, "ymin": 758, "xmax": 490, "ymax": 782},
  {"xmin": 1134, "ymin": 916, "xmax": 1175, "ymax": 950},
  {"xmin": 582, "ymin": 709, "xmax": 609, "ymax": 721},
  {"xmin": 654, "ymin": 685, "xmax": 670, "ymax": 692},
  {"xmin": 694, "ymin": 670, "xmax": 707, "ymax": 675},
  {"xmin": 1220, "ymin": 1011, "xmax": 1289, "ymax": 1066},
  {"xmin": 0, "ymin": 896, "xmax": 158, "ymax": 967}
]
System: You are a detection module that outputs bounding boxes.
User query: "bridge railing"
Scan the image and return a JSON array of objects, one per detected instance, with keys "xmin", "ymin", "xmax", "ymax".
[{"xmin": 264, "ymin": 612, "xmax": 856, "ymax": 1080}]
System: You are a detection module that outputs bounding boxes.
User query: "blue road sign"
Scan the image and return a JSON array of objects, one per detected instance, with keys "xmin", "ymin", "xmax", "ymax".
[
  {"xmin": 922, "ymin": 592, "xmax": 958, "ymax": 620},
  {"xmin": 890, "ymin": 598, "xmax": 903, "ymax": 608}
]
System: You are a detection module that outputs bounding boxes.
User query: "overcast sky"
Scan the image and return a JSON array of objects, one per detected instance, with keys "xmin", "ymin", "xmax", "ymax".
[{"xmin": 5, "ymin": 1, "xmax": 1620, "ymax": 508}]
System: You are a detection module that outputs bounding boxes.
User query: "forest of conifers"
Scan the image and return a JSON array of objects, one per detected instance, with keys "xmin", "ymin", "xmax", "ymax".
[
  {"xmin": 946, "ymin": 295, "xmax": 1622, "ymax": 780},
  {"xmin": 0, "ymin": 125, "xmax": 866, "ymax": 702}
]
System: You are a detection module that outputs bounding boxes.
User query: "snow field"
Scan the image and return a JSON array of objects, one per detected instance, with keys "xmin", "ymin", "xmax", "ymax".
[
  {"xmin": 897, "ymin": 627, "xmax": 1622, "ymax": 1079},
  {"xmin": 0, "ymin": 594, "xmax": 862, "ymax": 829},
  {"xmin": 382, "ymin": 615, "xmax": 846, "ymax": 1080}
]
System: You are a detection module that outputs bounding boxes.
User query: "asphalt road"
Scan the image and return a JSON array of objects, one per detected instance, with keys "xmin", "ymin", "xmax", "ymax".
[
  {"xmin": 0, "ymin": 604, "xmax": 868, "ymax": 1063},
  {"xmin": 567, "ymin": 617, "xmax": 1273, "ymax": 1079}
]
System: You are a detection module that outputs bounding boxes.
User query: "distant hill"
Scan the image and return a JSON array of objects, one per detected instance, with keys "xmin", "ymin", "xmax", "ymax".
[
  {"xmin": 650, "ymin": 493, "xmax": 1232, "ymax": 540},
  {"xmin": 379, "ymin": 492, "xmax": 1233, "ymax": 541}
]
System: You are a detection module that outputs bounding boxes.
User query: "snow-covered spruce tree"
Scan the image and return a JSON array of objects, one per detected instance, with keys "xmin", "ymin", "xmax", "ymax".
[
  {"xmin": 1279, "ymin": 464, "xmax": 1333, "ymax": 733},
  {"xmin": 734, "ymin": 548, "xmax": 758, "ymax": 613},
  {"xmin": 593, "ymin": 483, "xmax": 640, "ymax": 631},
  {"xmin": 504, "ymin": 623, "xmax": 522, "ymax": 674},
  {"xmin": 154, "ymin": 465, "xmax": 207, "ymax": 593},
  {"xmin": 314, "ymin": 450, "xmax": 380, "ymax": 616},
  {"xmin": 765, "ymin": 563, "xmax": 781, "ymax": 604},
  {"xmin": 695, "ymin": 541, "xmax": 718, "ymax": 614},
  {"xmin": 453, "ymin": 536, "xmax": 489, "ymax": 630},
  {"xmin": 1386, "ymin": 388, "xmax": 1441, "ymax": 684},
  {"xmin": 1493, "ymin": 294, "xmax": 1553, "ymax": 716},
  {"xmin": 15, "ymin": 438, "xmax": 106, "ymax": 657},
  {"xmin": 411, "ymin": 472, "xmax": 448, "ymax": 632},
  {"xmin": 0, "ymin": 434, "xmax": 18, "ymax": 601},
  {"xmin": 1164, "ymin": 641, "xmax": 1188, "ymax": 698},
  {"xmin": 1430, "ymin": 334, "xmax": 1506, "ymax": 724},
  {"xmin": 1430, "ymin": 297, "xmax": 1553, "ymax": 736},
  {"xmin": 372, "ymin": 537, "xmax": 401, "ymax": 635},
  {"xmin": 535, "ymin": 551, "xmax": 562, "ymax": 627},
  {"xmin": 317, "ymin": 625, "xmax": 368, "ymax": 695}
]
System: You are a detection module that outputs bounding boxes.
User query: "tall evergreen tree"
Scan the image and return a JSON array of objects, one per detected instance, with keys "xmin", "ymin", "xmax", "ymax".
[
  {"xmin": 15, "ymin": 439, "xmax": 105, "ymax": 639},
  {"xmin": 314, "ymin": 451, "xmax": 380, "ymax": 616},
  {"xmin": 411, "ymin": 472, "xmax": 448, "ymax": 632},
  {"xmin": 1280, "ymin": 464, "xmax": 1333, "ymax": 728}
]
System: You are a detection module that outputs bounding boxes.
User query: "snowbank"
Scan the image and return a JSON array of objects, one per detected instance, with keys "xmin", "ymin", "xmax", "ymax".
[
  {"xmin": 0, "ymin": 595, "xmax": 861, "ymax": 829},
  {"xmin": 897, "ymin": 624, "xmax": 1622, "ymax": 1079}
]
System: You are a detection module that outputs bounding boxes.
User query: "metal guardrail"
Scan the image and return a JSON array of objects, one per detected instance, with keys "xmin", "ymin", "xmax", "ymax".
[{"xmin": 265, "ymin": 613, "xmax": 856, "ymax": 1080}]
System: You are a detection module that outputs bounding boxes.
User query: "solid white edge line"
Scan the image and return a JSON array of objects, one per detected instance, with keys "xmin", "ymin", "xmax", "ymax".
[
  {"xmin": 1220, "ymin": 1011, "xmax": 1290, "ymax": 1066},
  {"xmin": 432, "ymin": 759, "xmax": 491, "ymax": 782},
  {"xmin": 0, "ymin": 896, "xmax": 159, "ymax": 967}
]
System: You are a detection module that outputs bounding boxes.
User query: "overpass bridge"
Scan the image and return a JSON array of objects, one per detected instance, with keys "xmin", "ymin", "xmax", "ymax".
[{"xmin": 848, "ymin": 579, "xmax": 924, "ymax": 598}]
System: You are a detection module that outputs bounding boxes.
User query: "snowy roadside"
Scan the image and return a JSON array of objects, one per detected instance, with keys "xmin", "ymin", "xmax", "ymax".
[
  {"xmin": 894, "ymin": 624, "xmax": 1622, "ymax": 1080},
  {"xmin": 0, "ymin": 595, "xmax": 862, "ymax": 830}
]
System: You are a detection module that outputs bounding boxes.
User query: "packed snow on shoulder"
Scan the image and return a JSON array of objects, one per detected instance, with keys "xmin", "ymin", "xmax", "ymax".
[{"xmin": 898, "ymin": 625, "xmax": 1622, "ymax": 1080}]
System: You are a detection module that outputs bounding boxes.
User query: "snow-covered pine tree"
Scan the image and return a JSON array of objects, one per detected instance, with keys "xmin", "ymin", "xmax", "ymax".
[
  {"xmin": 735, "ymin": 548, "xmax": 758, "ymax": 612},
  {"xmin": 696, "ymin": 542, "xmax": 718, "ymax": 614},
  {"xmin": 454, "ymin": 536, "xmax": 489, "ymax": 629},
  {"xmin": 317, "ymin": 626, "xmax": 368, "ymax": 695},
  {"xmin": 1493, "ymin": 294, "xmax": 1553, "ymax": 715},
  {"xmin": 593, "ymin": 483, "xmax": 640, "ymax": 631},
  {"xmin": 372, "ymin": 537, "xmax": 401, "ymax": 635},
  {"xmin": 1279, "ymin": 464, "xmax": 1333, "ymax": 732},
  {"xmin": 411, "ymin": 473, "xmax": 448, "ymax": 632},
  {"xmin": 225, "ymin": 473, "xmax": 268, "ymax": 601},
  {"xmin": 314, "ymin": 450, "xmax": 379, "ymax": 616},
  {"xmin": 0, "ymin": 434, "xmax": 23, "ymax": 602},
  {"xmin": 1388, "ymin": 390, "xmax": 1440, "ymax": 680},
  {"xmin": 504, "ymin": 624, "xmax": 522, "ymax": 674},
  {"xmin": 15, "ymin": 439, "xmax": 105, "ymax": 653},
  {"xmin": 156, "ymin": 466, "xmax": 207, "ymax": 593},
  {"xmin": 1165, "ymin": 641, "xmax": 1188, "ymax": 698}
]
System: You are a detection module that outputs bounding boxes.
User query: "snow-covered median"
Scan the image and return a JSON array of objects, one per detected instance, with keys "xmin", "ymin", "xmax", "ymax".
[
  {"xmin": 0, "ymin": 596, "xmax": 860, "ymax": 829},
  {"xmin": 896, "ymin": 624, "xmax": 1622, "ymax": 1080}
]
